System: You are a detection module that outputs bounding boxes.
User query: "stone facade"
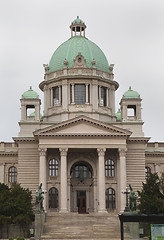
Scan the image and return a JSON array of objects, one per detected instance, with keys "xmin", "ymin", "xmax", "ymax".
[{"xmin": 0, "ymin": 17, "xmax": 164, "ymax": 215}]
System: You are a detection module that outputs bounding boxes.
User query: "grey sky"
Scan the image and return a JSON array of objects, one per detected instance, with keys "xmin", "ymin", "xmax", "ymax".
[{"xmin": 0, "ymin": 0, "xmax": 164, "ymax": 142}]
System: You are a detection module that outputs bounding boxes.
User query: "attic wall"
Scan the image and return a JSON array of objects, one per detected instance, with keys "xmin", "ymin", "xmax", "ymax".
[
  {"xmin": 17, "ymin": 141, "xmax": 39, "ymax": 199},
  {"xmin": 126, "ymin": 141, "xmax": 146, "ymax": 192}
]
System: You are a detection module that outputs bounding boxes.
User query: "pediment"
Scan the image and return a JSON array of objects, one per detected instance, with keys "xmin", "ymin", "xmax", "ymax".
[{"xmin": 34, "ymin": 116, "xmax": 131, "ymax": 137}]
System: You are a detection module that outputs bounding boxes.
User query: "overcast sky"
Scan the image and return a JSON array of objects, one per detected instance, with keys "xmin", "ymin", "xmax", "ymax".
[{"xmin": 0, "ymin": 0, "xmax": 164, "ymax": 142}]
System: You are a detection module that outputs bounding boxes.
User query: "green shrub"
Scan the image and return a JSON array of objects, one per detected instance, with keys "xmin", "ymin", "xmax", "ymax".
[
  {"xmin": 16, "ymin": 237, "xmax": 24, "ymax": 240},
  {"xmin": 9, "ymin": 237, "xmax": 14, "ymax": 240}
]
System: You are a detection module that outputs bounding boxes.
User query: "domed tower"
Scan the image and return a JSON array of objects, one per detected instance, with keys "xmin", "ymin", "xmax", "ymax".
[
  {"xmin": 19, "ymin": 86, "xmax": 41, "ymax": 137},
  {"xmin": 118, "ymin": 86, "xmax": 144, "ymax": 136},
  {"xmin": 40, "ymin": 17, "xmax": 119, "ymax": 123}
]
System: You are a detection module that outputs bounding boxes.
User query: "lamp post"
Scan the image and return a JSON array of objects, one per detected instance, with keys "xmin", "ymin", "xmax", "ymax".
[{"xmin": 122, "ymin": 187, "xmax": 130, "ymax": 212}]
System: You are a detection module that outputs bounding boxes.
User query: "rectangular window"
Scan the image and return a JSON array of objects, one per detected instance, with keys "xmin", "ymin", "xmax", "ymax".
[
  {"xmin": 74, "ymin": 84, "xmax": 86, "ymax": 104},
  {"xmin": 53, "ymin": 86, "xmax": 59, "ymax": 106},
  {"xmin": 101, "ymin": 87, "xmax": 107, "ymax": 106}
]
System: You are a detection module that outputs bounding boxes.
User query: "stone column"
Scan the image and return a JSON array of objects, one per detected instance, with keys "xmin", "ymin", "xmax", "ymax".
[
  {"xmin": 119, "ymin": 148, "xmax": 127, "ymax": 212},
  {"xmin": 59, "ymin": 148, "xmax": 68, "ymax": 212},
  {"xmin": 106, "ymin": 88, "xmax": 109, "ymax": 107},
  {"xmin": 50, "ymin": 88, "xmax": 53, "ymax": 106},
  {"xmin": 39, "ymin": 148, "xmax": 47, "ymax": 212},
  {"xmin": 59, "ymin": 86, "xmax": 61, "ymax": 105},
  {"xmin": 99, "ymin": 86, "xmax": 101, "ymax": 106},
  {"xmin": 86, "ymin": 84, "xmax": 89, "ymax": 104},
  {"xmin": 97, "ymin": 148, "xmax": 106, "ymax": 212},
  {"xmin": 72, "ymin": 84, "xmax": 75, "ymax": 104},
  {"xmin": 0, "ymin": 163, "xmax": 5, "ymax": 183}
]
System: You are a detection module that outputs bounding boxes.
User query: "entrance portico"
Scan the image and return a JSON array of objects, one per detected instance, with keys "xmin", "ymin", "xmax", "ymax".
[{"xmin": 35, "ymin": 115, "xmax": 131, "ymax": 213}]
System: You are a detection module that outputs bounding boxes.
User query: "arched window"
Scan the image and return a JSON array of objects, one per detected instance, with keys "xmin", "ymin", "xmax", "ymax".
[
  {"xmin": 105, "ymin": 159, "xmax": 115, "ymax": 177},
  {"xmin": 8, "ymin": 166, "xmax": 17, "ymax": 183},
  {"xmin": 106, "ymin": 188, "xmax": 115, "ymax": 209},
  {"xmin": 49, "ymin": 187, "xmax": 58, "ymax": 209},
  {"xmin": 145, "ymin": 166, "xmax": 151, "ymax": 179},
  {"xmin": 70, "ymin": 163, "xmax": 92, "ymax": 181},
  {"xmin": 49, "ymin": 159, "xmax": 58, "ymax": 177}
]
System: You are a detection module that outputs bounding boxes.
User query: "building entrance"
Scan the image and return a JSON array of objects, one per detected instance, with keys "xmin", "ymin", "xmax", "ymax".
[{"xmin": 77, "ymin": 190, "xmax": 86, "ymax": 213}]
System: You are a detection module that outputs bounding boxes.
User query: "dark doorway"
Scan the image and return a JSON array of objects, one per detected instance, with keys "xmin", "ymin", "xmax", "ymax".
[{"xmin": 77, "ymin": 191, "xmax": 86, "ymax": 213}]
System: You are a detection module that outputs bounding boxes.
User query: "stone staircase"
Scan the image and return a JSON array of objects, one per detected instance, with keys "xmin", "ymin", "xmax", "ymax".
[{"xmin": 41, "ymin": 212, "xmax": 121, "ymax": 240}]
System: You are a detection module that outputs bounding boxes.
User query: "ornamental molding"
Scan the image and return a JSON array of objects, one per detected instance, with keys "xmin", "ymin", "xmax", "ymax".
[
  {"xmin": 118, "ymin": 148, "xmax": 127, "ymax": 157},
  {"xmin": 39, "ymin": 148, "xmax": 47, "ymax": 156},
  {"xmin": 97, "ymin": 148, "xmax": 106, "ymax": 156},
  {"xmin": 127, "ymin": 137, "xmax": 150, "ymax": 144},
  {"xmin": 145, "ymin": 151, "xmax": 164, "ymax": 156},
  {"xmin": 34, "ymin": 115, "xmax": 131, "ymax": 138},
  {"xmin": 59, "ymin": 148, "xmax": 68, "ymax": 156}
]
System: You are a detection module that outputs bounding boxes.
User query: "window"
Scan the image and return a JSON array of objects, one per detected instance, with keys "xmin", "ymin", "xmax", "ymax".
[
  {"xmin": 71, "ymin": 164, "xmax": 92, "ymax": 180},
  {"xmin": 74, "ymin": 84, "xmax": 86, "ymax": 104},
  {"xmin": 105, "ymin": 159, "xmax": 115, "ymax": 177},
  {"xmin": 53, "ymin": 87, "xmax": 59, "ymax": 106},
  {"xmin": 53, "ymin": 86, "xmax": 62, "ymax": 106},
  {"xmin": 8, "ymin": 166, "xmax": 17, "ymax": 183},
  {"xmin": 98, "ymin": 86, "xmax": 107, "ymax": 106},
  {"xmin": 70, "ymin": 84, "xmax": 90, "ymax": 104},
  {"xmin": 49, "ymin": 187, "xmax": 58, "ymax": 208},
  {"xmin": 49, "ymin": 159, "xmax": 58, "ymax": 177},
  {"xmin": 145, "ymin": 166, "xmax": 151, "ymax": 179},
  {"xmin": 106, "ymin": 188, "xmax": 116, "ymax": 209}
]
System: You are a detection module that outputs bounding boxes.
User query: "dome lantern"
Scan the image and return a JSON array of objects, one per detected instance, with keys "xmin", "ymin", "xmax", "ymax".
[{"xmin": 70, "ymin": 16, "xmax": 86, "ymax": 37}]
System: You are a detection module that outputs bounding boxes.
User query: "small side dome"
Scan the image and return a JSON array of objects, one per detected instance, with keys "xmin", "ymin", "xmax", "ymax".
[
  {"xmin": 123, "ymin": 86, "xmax": 140, "ymax": 99},
  {"xmin": 30, "ymin": 112, "xmax": 42, "ymax": 119},
  {"xmin": 116, "ymin": 109, "xmax": 121, "ymax": 121},
  {"xmin": 72, "ymin": 16, "xmax": 85, "ymax": 25},
  {"xmin": 22, "ymin": 86, "xmax": 39, "ymax": 99}
]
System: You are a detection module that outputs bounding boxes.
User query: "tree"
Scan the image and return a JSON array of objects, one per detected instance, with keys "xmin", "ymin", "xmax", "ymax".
[
  {"xmin": 138, "ymin": 173, "xmax": 164, "ymax": 214},
  {"xmin": 0, "ymin": 183, "xmax": 34, "ymax": 237}
]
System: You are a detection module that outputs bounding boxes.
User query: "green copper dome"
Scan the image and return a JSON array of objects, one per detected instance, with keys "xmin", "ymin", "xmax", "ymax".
[
  {"xmin": 123, "ymin": 86, "xmax": 140, "ymax": 99},
  {"xmin": 30, "ymin": 112, "xmax": 42, "ymax": 119},
  {"xmin": 72, "ymin": 16, "xmax": 84, "ymax": 24},
  {"xmin": 22, "ymin": 86, "xmax": 39, "ymax": 99},
  {"xmin": 49, "ymin": 38, "xmax": 110, "ymax": 73}
]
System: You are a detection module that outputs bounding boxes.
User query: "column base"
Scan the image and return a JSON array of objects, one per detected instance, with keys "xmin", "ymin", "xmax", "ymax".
[
  {"xmin": 59, "ymin": 209, "xmax": 68, "ymax": 213},
  {"xmin": 98, "ymin": 209, "xmax": 108, "ymax": 214}
]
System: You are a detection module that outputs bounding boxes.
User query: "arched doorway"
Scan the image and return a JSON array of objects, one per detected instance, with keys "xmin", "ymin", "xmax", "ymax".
[
  {"xmin": 49, "ymin": 187, "xmax": 58, "ymax": 209},
  {"xmin": 70, "ymin": 161, "xmax": 93, "ymax": 213}
]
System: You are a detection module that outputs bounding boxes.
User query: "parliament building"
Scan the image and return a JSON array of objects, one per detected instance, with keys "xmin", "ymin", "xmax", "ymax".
[{"xmin": 0, "ymin": 17, "xmax": 164, "ymax": 214}]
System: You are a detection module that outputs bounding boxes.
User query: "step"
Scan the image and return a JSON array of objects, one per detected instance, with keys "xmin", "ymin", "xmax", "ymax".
[{"xmin": 41, "ymin": 212, "xmax": 121, "ymax": 239}]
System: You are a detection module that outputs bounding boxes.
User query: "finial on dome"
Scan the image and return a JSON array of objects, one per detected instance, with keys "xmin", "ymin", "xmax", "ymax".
[
  {"xmin": 70, "ymin": 16, "xmax": 86, "ymax": 37},
  {"xmin": 129, "ymin": 86, "xmax": 132, "ymax": 90},
  {"xmin": 30, "ymin": 86, "xmax": 32, "ymax": 90}
]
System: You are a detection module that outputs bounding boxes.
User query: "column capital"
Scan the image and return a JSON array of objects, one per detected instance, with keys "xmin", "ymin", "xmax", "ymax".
[
  {"xmin": 59, "ymin": 148, "xmax": 68, "ymax": 156},
  {"xmin": 118, "ymin": 148, "xmax": 127, "ymax": 157},
  {"xmin": 39, "ymin": 148, "xmax": 47, "ymax": 156},
  {"xmin": 97, "ymin": 148, "xmax": 106, "ymax": 156}
]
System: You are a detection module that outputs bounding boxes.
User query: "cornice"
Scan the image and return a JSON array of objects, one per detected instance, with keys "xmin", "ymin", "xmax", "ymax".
[
  {"xmin": 127, "ymin": 137, "xmax": 150, "ymax": 144},
  {"xmin": 13, "ymin": 137, "xmax": 37, "ymax": 143},
  {"xmin": 0, "ymin": 151, "xmax": 18, "ymax": 156},
  {"xmin": 39, "ymin": 73, "xmax": 119, "ymax": 91},
  {"xmin": 145, "ymin": 151, "xmax": 164, "ymax": 156}
]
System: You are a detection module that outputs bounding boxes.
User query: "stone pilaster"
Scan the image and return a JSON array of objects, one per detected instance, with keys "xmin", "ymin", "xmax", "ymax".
[
  {"xmin": 39, "ymin": 148, "xmax": 47, "ymax": 211},
  {"xmin": 97, "ymin": 148, "xmax": 106, "ymax": 212},
  {"xmin": 119, "ymin": 148, "xmax": 127, "ymax": 212},
  {"xmin": 59, "ymin": 148, "xmax": 68, "ymax": 212}
]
